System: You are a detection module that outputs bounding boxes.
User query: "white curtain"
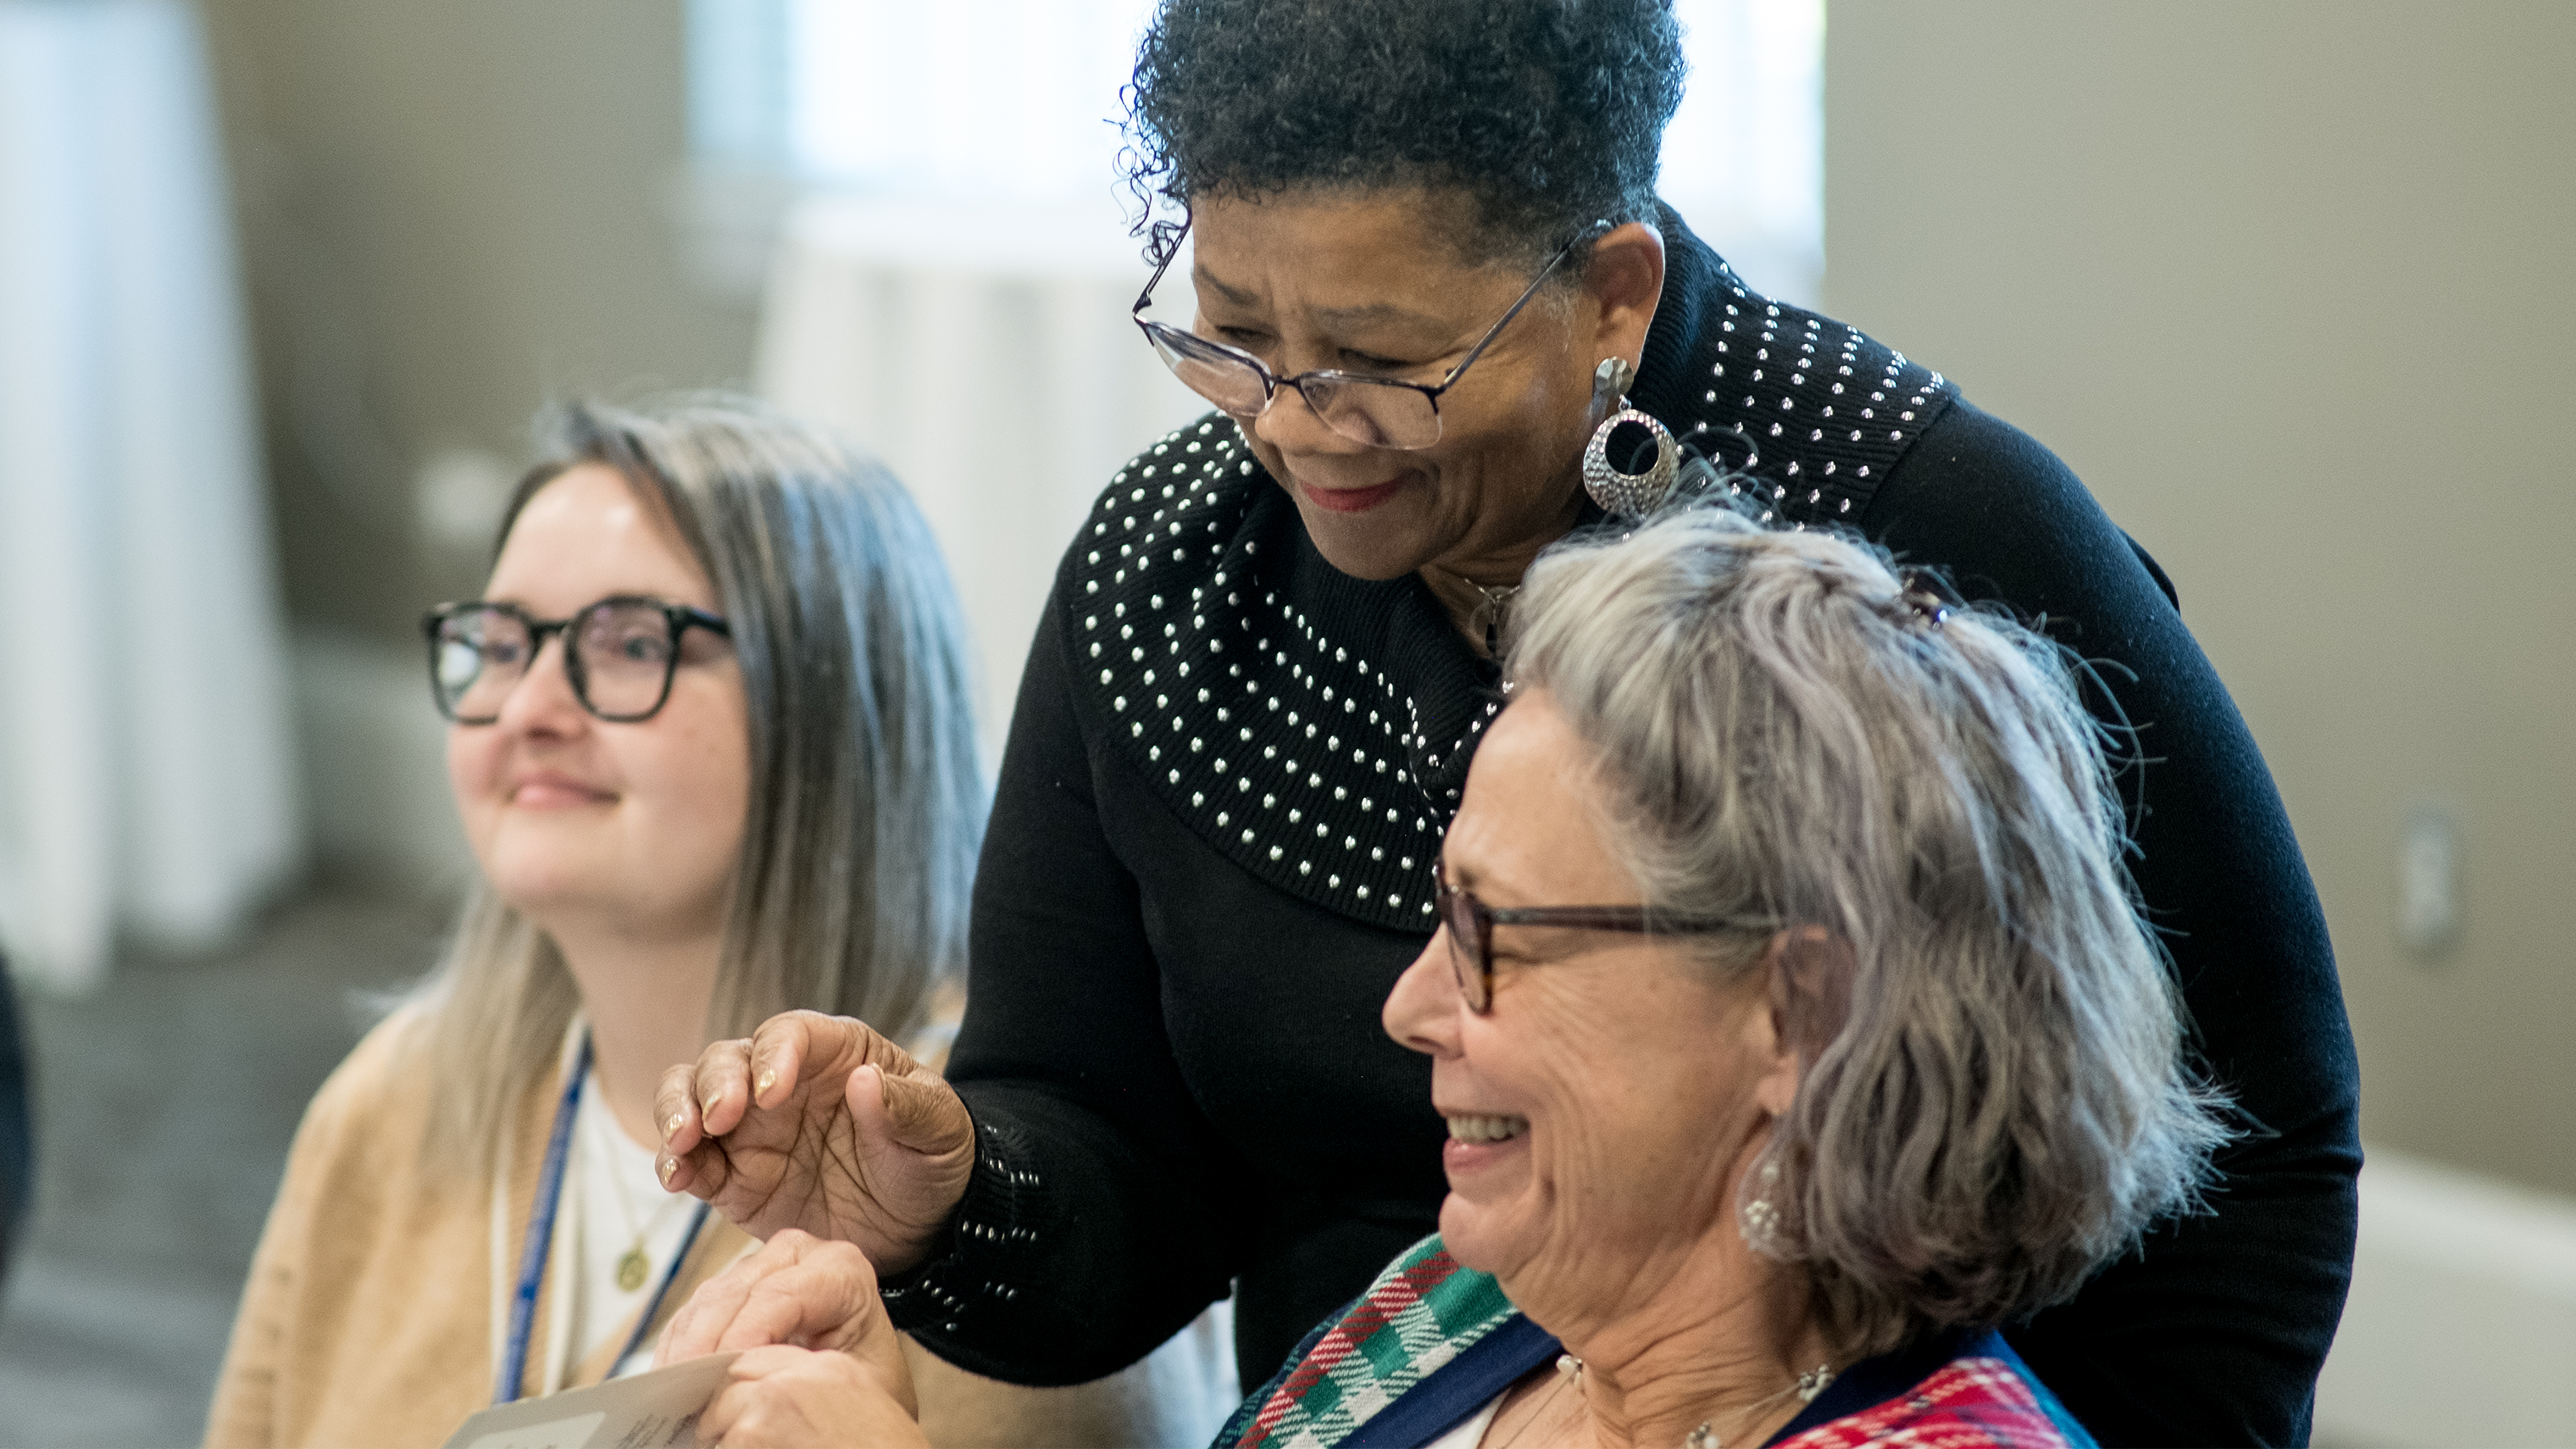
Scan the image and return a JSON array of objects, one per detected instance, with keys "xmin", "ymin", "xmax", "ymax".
[
  {"xmin": 757, "ymin": 192, "xmax": 1207, "ymax": 770},
  {"xmin": 0, "ymin": 0, "xmax": 301, "ymax": 993}
]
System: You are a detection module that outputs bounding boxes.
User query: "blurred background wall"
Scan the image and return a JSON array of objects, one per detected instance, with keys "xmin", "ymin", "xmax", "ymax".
[
  {"xmin": 201, "ymin": 0, "xmax": 761, "ymax": 884},
  {"xmin": 1830, "ymin": 2, "xmax": 2576, "ymax": 1197},
  {"xmin": 205, "ymin": 0, "xmax": 758, "ymax": 629},
  {"xmin": 1826, "ymin": 7, "xmax": 2576, "ymax": 1441}
]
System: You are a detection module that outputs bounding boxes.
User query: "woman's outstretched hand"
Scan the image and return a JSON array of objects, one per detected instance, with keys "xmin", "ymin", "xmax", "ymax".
[
  {"xmin": 658, "ymin": 1228, "xmax": 910, "ymax": 1369},
  {"xmin": 696, "ymin": 1347, "xmax": 927, "ymax": 1449},
  {"xmin": 658, "ymin": 1229, "xmax": 929, "ymax": 1449},
  {"xmin": 656, "ymin": 1011, "xmax": 974, "ymax": 1274}
]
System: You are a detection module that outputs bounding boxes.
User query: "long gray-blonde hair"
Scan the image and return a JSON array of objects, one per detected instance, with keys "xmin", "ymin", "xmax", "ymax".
[
  {"xmin": 1506, "ymin": 502, "xmax": 2229, "ymax": 1357},
  {"xmin": 410, "ymin": 397, "xmax": 985, "ymax": 1174}
]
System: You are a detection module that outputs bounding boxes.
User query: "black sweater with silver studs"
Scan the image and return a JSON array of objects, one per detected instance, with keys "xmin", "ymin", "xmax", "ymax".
[{"xmin": 883, "ymin": 210, "xmax": 2358, "ymax": 1447}]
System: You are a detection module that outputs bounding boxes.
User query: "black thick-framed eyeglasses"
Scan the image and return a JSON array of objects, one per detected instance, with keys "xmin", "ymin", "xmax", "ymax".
[
  {"xmin": 1432, "ymin": 874, "xmax": 1773, "ymax": 1013},
  {"xmin": 422, "ymin": 596, "xmax": 732, "ymax": 724},
  {"xmin": 1131, "ymin": 217, "xmax": 1614, "ymax": 450}
]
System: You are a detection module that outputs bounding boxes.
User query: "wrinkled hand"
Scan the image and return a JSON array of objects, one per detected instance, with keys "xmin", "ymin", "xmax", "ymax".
[
  {"xmin": 669, "ymin": 1231, "xmax": 925, "ymax": 1449},
  {"xmin": 695, "ymin": 1346, "xmax": 926, "ymax": 1449},
  {"xmin": 657, "ymin": 1012, "xmax": 974, "ymax": 1274},
  {"xmin": 657, "ymin": 1230, "xmax": 908, "ymax": 1375}
]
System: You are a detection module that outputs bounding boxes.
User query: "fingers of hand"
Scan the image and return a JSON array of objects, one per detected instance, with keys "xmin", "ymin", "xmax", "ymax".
[
  {"xmin": 660, "ymin": 1241, "xmax": 769, "ymax": 1363},
  {"xmin": 702, "ymin": 1348, "xmax": 924, "ymax": 1449},
  {"xmin": 663, "ymin": 1230, "xmax": 883, "ymax": 1361},
  {"xmin": 658, "ymin": 1130, "xmax": 734, "ymax": 1202},
  {"xmin": 717, "ymin": 1231, "xmax": 885, "ymax": 1355},
  {"xmin": 857, "ymin": 1065, "xmax": 974, "ymax": 1159},
  {"xmin": 659, "ymin": 1230, "xmax": 786, "ymax": 1363},
  {"xmin": 656, "ymin": 1061, "xmax": 705, "ymax": 1158},
  {"xmin": 694, "ymin": 1037, "xmax": 759, "ymax": 1138},
  {"xmin": 851, "ymin": 1015, "xmax": 923, "ymax": 1077},
  {"xmin": 655, "ymin": 1058, "xmax": 734, "ymax": 1200},
  {"xmin": 750, "ymin": 1013, "xmax": 824, "ymax": 1111}
]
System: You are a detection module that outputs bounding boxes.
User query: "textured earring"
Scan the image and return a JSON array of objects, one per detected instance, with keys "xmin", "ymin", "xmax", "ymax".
[
  {"xmin": 1580, "ymin": 357, "xmax": 1679, "ymax": 518},
  {"xmin": 1740, "ymin": 1157, "xmax": 1783, "ymax": 1249}
]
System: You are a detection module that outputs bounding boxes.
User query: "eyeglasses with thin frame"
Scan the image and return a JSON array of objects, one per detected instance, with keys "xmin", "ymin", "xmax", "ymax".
[
  {"xmin": 1132, "ymin": 217, "xmax": 1614, "ymax": 450},
  {"xmin": 422, "ymin": 596, "xmax": 732, "ymax": 724},
  {"xmin": 1431, "ymin": 873, "xmax": 1774, "ymax": 1013}
]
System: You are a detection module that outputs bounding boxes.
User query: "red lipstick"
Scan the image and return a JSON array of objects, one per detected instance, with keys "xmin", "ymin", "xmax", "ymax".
[{"xmin": 1298, "ymin": 477, "xmax": 1406, "ymax": 514}]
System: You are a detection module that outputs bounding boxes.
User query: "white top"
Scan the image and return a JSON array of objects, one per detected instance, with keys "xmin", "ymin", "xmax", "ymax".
[
  {"xmin": 1424, "ymin": 1393, "xmax": 1506, "ymax": 1449},
  {"xmin": 563, "ymin": 1066, "xmax": 702, "ymax": 1381}
]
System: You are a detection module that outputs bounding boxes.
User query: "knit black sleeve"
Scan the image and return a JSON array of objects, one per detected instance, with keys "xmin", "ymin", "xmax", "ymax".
[
  {"xmin": 883, "ymin": 578, "xmax": 1241, "ymax": 1385},
  {"xmin": 1863, "ymin": 399, "xmax": 2361, "ymax": 1447}
]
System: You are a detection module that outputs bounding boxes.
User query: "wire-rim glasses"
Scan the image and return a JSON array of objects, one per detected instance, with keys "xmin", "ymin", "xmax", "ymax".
[
  {"xmin": 1432, "ymin": 874, "xmax": 1772, "ymax": 1013},
  {"xmin": 423, "ymin": 596, "xmax": 732, "ymax": 724},
  {"xmin": 1131, "ymin": 217, "xmax": 1613, "ymax": 451}
]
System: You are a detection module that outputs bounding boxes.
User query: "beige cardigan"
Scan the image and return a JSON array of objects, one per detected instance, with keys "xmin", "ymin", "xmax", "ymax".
[{"xmin": 207, "ymin": 1008, "xmax": 1180, "ymax": 1449}]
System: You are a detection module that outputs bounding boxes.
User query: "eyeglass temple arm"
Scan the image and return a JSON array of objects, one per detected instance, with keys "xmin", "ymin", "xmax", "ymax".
[
  {"xmin": 675, "ymin": 605, "xmax": 731, "ymax": 637},
  {"xmin": 1481, "ymin": 904, "xmax": 1761, "ymax": 935},
  {"xmin": 1431, "ymin": 219, "xmax": 1616, "ymax": 391},
  {"xmin": 1133, "ymin": 216, "xmax": 1193, "ymax": 314}
]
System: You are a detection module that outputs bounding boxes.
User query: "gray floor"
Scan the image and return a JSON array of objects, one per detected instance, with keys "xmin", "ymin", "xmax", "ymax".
[{"xmin": 0, "ymin": 887, "xmax": 451, "ymax": 1449}]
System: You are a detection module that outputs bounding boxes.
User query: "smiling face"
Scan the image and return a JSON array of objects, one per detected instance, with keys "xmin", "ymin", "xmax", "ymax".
[
  {"xmin": 1180, "ymin": 190, "xmax": 1663, "ymax": 584},
  {"xmin": 1382, "ymin": 690, "xmax": 1798, "ymax": 1330},
  {"xmin": 447, "ymin": 463, "xmax": 751, "ymax": 949}
]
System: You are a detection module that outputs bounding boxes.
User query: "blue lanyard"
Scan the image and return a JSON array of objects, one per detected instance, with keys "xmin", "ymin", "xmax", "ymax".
[
  {"xmin": 619, "ymin": 1200, "xmax": 713, "ymax": 1368},
  {"xmin": 494, "ymin": 1035, "xmax": 714, "ymax": 1403}
]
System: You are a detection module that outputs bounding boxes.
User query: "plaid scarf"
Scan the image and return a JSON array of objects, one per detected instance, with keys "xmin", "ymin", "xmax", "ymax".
[
  {"xmin": 1227, "ymin": 1235, "xmax": 1518, "ymax": 1449},
  {"xmin": 1779, "ymin": 1357, "xmax": 2081, "ymax": 1449},
  {"xmin": 1219, "ymin": 1240, "xmax": 2087, "ymax": 1449}
]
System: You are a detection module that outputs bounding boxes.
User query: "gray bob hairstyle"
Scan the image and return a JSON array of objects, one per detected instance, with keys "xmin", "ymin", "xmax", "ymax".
[
  {"xmin": 413, "ymin": 397, "xmax": 985, "ymax": 1173},
  {"xmin": 1505, "ymin": 503, "xmax": 2228, "ymax": 1356}
]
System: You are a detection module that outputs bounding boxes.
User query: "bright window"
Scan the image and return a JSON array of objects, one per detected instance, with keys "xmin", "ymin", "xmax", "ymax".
[{"xmin": 689, "ymin": 0, "xmax": 1824, "ymax": 300}]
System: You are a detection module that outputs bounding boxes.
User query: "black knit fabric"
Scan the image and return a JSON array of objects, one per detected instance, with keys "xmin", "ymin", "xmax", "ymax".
[{"xmin": 887, "ymin": 208, "xmax": 2358, "ymax": 1448}]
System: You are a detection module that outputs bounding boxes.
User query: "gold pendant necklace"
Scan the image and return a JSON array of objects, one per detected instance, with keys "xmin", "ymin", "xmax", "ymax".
[
  {"xmin": 588, "ymin": 1073, "xmax": 680, "ymax": 1294},
  {"xmin": 609, "ymin": 1173, "xmax": 684, "ymax": 1292}
]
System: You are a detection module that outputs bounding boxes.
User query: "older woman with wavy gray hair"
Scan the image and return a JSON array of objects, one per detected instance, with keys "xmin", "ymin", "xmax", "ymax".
[{"xmin": 652, "ymin": 505, "xmax": 2222, "ymax": 1448}]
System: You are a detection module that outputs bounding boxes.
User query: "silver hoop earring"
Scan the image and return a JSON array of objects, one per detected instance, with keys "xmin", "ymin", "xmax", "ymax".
[{"xmin": 1580, "ymin": 357, "xmax": 1678, "ymax": 518}]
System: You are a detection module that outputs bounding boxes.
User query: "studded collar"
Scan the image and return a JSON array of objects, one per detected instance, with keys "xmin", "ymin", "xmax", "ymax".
[{"xmin": 1063, "ymin": 207, "xmax": 1957, "ymax": 930}]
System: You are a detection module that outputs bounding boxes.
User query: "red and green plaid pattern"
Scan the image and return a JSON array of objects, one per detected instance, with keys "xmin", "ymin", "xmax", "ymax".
[
  {"xmin": 1777, "ymin": 1358, "xmax": 2077, "ymax": 1449},
  {"xmin": 1234, "ymin": 1235, "xmax": 1517, "ymax": 1449}
]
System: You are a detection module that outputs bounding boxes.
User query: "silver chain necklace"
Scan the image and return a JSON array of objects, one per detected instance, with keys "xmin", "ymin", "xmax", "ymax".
[
  {"xmin": 1545, "ymin": 1354, "xmax": 1837, "ymax": 1449},
  {"xmin": 1468, "ymin": 581, "xmax": 1518, "ymax": 659},
  {"xmin": 1423, "ymin": 564, "xmax": 1521, "ymax": 659}
]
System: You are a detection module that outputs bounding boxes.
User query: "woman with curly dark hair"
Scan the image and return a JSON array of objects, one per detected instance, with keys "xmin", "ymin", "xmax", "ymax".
[{"xmin": 658, "ymin": 4, "xmax": 2358, "ymax": 1442}]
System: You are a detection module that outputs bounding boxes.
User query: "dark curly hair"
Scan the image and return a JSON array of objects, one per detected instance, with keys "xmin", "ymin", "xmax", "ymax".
[{"xmin": 1124, "ymin": 0, "xmax": 1685, "ymax": 271}]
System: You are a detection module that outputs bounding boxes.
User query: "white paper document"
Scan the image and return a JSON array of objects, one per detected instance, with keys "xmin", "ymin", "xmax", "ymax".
[{"xmin": 439, "ymin": 1353, "xmax": 742, "ymax": 1449}]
